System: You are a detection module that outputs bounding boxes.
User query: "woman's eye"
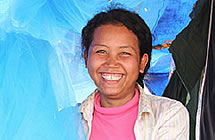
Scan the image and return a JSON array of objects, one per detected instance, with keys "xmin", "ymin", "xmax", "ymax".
[
  {"xmin": 121, "ymin": 52, "xmax": 131, "ymax": 55},
  {"xmin": 96, "ymin": 50, "xmax": 106, "ymax": 54}
]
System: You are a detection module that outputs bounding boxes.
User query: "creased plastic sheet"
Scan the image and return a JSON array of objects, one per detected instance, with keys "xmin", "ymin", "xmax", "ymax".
[{"xmin": 0, "ymin": 31, "xmax": 85, "ymax": 140}]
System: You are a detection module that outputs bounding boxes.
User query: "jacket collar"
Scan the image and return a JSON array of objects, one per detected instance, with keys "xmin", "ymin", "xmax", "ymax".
[
  {"xmin": 136, "ymin": 84, "xmax": 154, "ymax": 121},
  {"xmin": 80, "ymin": 89, "xmax": 98, "ymax": 121}
]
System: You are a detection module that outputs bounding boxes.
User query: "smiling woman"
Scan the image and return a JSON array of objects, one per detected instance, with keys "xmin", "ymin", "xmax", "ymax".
[
  {"xmin": 80, "ymin": 8, "xmax": 190, "ymax": 140},
  {"xmin": 85, "ymin": 24, "xmax": 147, "ymax": 108}
]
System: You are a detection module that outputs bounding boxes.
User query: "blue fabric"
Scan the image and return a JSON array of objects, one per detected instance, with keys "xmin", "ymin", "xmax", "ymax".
[
  {"xmin": 144, "ymin": 73, "xmax": 170, "ymax": 96},
  {"xmin": 152, "ymin": 0, "xmax": 197, "ymax": 46},
  {"xmin": 0, "ymin": 31, "xmax": 85, "ymax": 140}
]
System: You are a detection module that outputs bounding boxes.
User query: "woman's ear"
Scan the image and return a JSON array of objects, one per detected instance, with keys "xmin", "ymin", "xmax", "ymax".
[
  {"xmin": 84, "ymin": 51, "xmax": 88, "ymax": 68},
  {"xmin": 139, "ymin": 53, "xmax": 149, "ymax": 73}
]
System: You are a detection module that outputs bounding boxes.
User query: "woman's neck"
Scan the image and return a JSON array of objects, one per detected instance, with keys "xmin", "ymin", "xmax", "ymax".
[{"xmin": 99, "ymin": 91, "xmax": 136, "ymax": 108}]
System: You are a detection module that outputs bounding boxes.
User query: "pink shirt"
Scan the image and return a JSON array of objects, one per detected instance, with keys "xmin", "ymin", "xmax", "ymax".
[{"xmin": 89, "ymin": 89, "xmax": 139, "ymax": 140}]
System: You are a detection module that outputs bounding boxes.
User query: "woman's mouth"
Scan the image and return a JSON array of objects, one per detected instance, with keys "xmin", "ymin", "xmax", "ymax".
[{"xmin": 101, "ymin": 73, "xmax": 123, "ymax": 81}]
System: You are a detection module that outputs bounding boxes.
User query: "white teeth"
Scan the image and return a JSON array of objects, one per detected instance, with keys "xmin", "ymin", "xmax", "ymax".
[{"xmin": 102, "ymin": 75, "xmax": 122, "ymax": 80}]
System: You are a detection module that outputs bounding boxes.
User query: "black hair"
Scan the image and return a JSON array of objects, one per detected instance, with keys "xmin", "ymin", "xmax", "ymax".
[{"xmin": 81, "ymin": 7, "xmax": 152, "ymax": 87}]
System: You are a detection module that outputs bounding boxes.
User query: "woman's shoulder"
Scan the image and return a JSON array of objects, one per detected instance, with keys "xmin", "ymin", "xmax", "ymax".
[
  {"xmin": 137, "ymin": 84, "xmax": 188, "ymax": 116},
  {"xmin": 146, "ymin": 93, "xmax": 184, "ymax": 106}
]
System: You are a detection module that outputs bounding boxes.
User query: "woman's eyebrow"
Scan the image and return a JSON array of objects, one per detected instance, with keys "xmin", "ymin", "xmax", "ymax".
[
  {"xmin": 92, "ymin": 44, "xmax": 108, "ymax": 48},
  {"xmin": 119, "ymin": 46, "xmax": 136, "ymax": 51}
]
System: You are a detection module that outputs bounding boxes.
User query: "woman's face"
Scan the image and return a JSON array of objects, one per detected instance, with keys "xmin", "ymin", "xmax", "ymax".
[{"xmin": 85, "ymin": 24, "xmax": 148, "ymax": 106}]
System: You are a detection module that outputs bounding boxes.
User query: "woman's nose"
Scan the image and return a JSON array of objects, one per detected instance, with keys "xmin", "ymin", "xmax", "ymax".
[{"xmin": 105, "ymin": 55, "xmax": 119, "ymax": 67}]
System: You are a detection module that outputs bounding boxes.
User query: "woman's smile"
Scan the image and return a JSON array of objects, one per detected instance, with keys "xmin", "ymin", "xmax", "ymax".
[{"xmin": 101, "ymin": 72, "xmax": 123, "ymax": 81}]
